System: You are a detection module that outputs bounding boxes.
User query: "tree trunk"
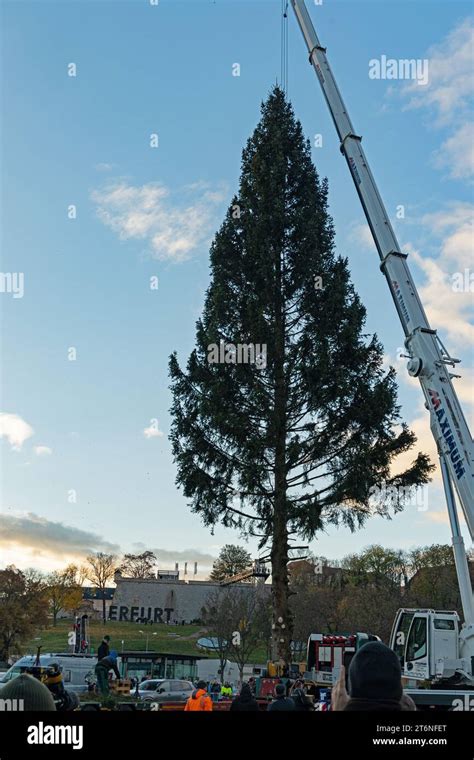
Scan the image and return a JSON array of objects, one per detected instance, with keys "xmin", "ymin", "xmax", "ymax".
[
  {"xmin": 270, "ymin": 232, "xmax": 292, "ymax": 668},
  {"xmin": 271, "ymin": 506, "xmax": 291, "ymax": 665},
  {"xmin": 220, "ymin": 654, "xmax": 226, "ymax": 684}
]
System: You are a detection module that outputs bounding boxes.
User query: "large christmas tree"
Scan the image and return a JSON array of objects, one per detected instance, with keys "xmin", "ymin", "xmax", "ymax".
[{"xmin": 169, "ymin": 87, "xmax": 433, "ymax": 664}]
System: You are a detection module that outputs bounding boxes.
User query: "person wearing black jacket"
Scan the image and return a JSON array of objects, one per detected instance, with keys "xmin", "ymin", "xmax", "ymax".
[
  {"xmin": 95, "ymin": 651, "xmax": 120, "ymax": 695},
  {"xmin": 97, "ymin": 635, "xmax": 110, "ymax": 661},
  {"xmin": 230, "ymin": 683, "xmax": 259, "ymax": 712},
  {"xmin": 267, "ymin": 683, "xmax": 296, "ymax": 712}
]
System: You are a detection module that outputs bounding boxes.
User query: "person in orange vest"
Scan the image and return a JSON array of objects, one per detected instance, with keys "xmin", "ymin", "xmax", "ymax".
[{"xmin": 184, "ymin": 680, "xmax": 213, "ymax": 711}]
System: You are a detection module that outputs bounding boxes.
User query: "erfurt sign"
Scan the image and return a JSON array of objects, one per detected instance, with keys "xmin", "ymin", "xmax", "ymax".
[{"xmin": 109, "ymin": 605, "xmax": 174, "ymax": 623}]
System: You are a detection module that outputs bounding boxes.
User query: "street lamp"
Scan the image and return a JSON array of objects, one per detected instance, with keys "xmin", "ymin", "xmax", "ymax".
[{"xmin": 139, "ymin": 630, "xmax": 157, "ymax": 652}]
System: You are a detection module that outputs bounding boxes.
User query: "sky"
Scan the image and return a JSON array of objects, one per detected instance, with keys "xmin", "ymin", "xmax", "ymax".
[{"xmin": 1, "ymin": 0, "xmax": 473, "ymax": 578}]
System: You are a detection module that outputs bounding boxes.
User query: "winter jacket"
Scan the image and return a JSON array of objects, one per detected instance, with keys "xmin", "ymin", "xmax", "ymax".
[
  {"xmin": 229, "ymin": 695, "xmax": 259, "ymax": 712},
  {"xmin": 184, "ymin": 688, "xmax": 213, "ymax": 711},
  {"xmin": 97, "ymin": 641, "xmax": 110, "ymax": 660},
  {"xmin": 343, "ymin": 698, "xmax": 403, "ymax": 711},
  {"xmin": 267, "ymin": 696, "xmax": 296, "ymax": 712}
]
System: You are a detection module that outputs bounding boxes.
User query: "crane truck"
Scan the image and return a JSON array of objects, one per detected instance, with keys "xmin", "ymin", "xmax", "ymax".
[{"xmin": 290, "ymin": 0, "xmax": 474, "ymax": 706}]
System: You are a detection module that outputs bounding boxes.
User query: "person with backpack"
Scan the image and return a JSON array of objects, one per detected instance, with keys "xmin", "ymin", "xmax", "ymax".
[{"xmin": 184, "ymin": 680, "xmax": 213, "ymax": 711}]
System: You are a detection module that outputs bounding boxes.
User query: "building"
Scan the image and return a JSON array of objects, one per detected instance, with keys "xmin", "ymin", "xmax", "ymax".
[{"xmin": 110, "ymin": 569, "xmax": 269, "ymax": 624}]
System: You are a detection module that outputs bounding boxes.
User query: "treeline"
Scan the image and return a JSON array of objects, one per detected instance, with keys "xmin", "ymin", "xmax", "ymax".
[
  {"xmin": 0, "ymin": 551, "xmax": 135, "ymax": 662},
  {"xmin": 290, "ymin": 544, "xmax": 474, "ymax": 643}
]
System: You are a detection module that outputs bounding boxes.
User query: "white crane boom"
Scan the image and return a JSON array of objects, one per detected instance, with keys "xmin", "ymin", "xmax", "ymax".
[{"xmin": 290, "ymin": 0, "xmax": 473, "ymax": 626}]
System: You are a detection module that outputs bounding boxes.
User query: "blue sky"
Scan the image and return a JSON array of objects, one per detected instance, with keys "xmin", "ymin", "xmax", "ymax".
[{"xmin": 1, "ymin": 0, "xmax": 472, "ymax": 575}]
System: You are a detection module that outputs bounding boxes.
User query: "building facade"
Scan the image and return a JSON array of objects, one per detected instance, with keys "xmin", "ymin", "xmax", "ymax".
[{"xmin": 110, "ymin": 573, "xmax": 267, "ymax": 624}]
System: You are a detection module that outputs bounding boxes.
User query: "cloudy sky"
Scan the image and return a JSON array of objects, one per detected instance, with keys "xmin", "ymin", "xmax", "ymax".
[{"xmin": 1, "ymin": 0, "xmax": 472, "ymax": 576}]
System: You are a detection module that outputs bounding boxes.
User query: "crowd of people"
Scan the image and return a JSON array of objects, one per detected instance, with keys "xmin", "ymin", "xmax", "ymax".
[
  {"xmin": 182, "ymin": 642, "xmax": 417, "ymax": 712},
  {"xmin": 0, "ymin": 641, "xmax": 418, "ymax": 712}
]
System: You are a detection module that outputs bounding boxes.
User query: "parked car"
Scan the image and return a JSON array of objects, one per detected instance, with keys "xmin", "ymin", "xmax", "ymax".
[{"xmin": 134, "ymin": 679, "xmax": 194, "ymax": 703}]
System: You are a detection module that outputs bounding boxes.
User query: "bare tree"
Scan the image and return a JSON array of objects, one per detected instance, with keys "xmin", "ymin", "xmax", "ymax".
[
  {"xmin": 201, "ymin": 590, "xmax": 233, "ymax": 684},
  {"xmin": 202, "ymin": 586, "xmax": 269, "ymax": 683},
  {"xmin": 120, "ymin": 551, "xmax": 157, "ymax": 579},
  {"xmin": 226, "ymin": 588, "xmax": 267, "ymax": 684},
  {"xmin": 85, "ymin": 553, "xmax": 117, "ymax": 624}
]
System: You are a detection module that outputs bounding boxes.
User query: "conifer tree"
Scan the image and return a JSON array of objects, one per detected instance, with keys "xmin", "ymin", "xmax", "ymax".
[{"xmin": 169, "ymin": 88, "xmax": 433, "ymax": 664}]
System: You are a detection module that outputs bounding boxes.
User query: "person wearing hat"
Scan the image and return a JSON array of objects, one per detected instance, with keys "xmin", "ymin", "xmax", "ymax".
[
  {"xmin": 97, "ymin": 635, "xmax": 110, "ymax": 660},
  {"xmin": 0, "ymin": 673, "xmax": 56, "ymax": 711},
  {"xmin": 267, "ymin": 682, "xmax": 296, "ymax": 711},
  {"xmin": 332, "ymin": 641, "xmax": 404, "ymax": 711},
  {"xmin": 94, "ymin": 650, "xmax": 120, "ymax": 695},
  {"xmin": 184, "ymin": 680, "xmax": 213, "ymax": 711}
]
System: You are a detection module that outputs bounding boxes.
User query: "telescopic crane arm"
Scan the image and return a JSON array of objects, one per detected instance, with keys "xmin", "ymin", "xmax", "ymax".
[{"xmin": 290, "ymin": 0, "xmax": 473, "ymax": 624}]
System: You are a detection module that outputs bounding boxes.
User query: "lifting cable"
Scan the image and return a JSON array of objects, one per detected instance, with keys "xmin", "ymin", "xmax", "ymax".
[{"xmin": 280, "ymin": 0, "xmax": 289, "ymax": 95}]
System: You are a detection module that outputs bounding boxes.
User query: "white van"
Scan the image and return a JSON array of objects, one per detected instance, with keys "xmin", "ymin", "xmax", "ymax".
[{"xmin": 0, "ymin": 653, "xmax": 98, "ymax": 694}]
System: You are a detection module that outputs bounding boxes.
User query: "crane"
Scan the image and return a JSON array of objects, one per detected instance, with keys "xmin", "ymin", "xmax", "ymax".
[
  {"xmin": 220, "ymin": 547, "xmax": 308, "ymax": 586},
  {"xmin": 290, "ymin": 0, "xmax": 474, "ymax": 692}
]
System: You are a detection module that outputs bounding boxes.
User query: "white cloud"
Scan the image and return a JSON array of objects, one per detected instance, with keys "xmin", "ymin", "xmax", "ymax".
[
  {"xmin": 143, "ymin": 420, "xmax": 164, "ymax": 439},
  {"xmin": 34, "ymin": 446, "xmax": 52, "ymax": 456},
  {"xmin": 0, "ymin": 511, "xmax": 120, "ymax": 560},
  {"xmin": 399, "ymin": 18, "xmax": 474, "ymax": 182},
  {"xmin": 401, "ymin": 18, "xmax": 473, "ymax": 125},
  {"xmin": 91, "ymin": 180, "xmax": 226, "ymax": 261},
  {"xmin": 348, "ymin": 221, "xmax": 373, "ymax": 249},
  {"xmin": 0, "ymin": 413, "xmax": 34, "ymax": 450},
  {"xmin": 432, "ymin": 124, "xmax": 474, "ymax": 181},
  {"xmin": 420, "ymin": 202, "xmax": 473, "ymax": 267},
  {"xmin": 410, "ymin": 246, "xmax": 474, "ymax": 347},
  {"xmin": 400, "ymin": 204, "xmax": 474, "ymax": 352}
]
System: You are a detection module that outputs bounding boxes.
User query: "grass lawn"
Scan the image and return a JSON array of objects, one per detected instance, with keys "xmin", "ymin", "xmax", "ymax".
[
  {"xmin": 24, "ymin": 620, "xmax": 268, "ymax": 661},
  {"xmin": 24, "ymin": 620, "xmax": 206, "ymax": 657}
]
